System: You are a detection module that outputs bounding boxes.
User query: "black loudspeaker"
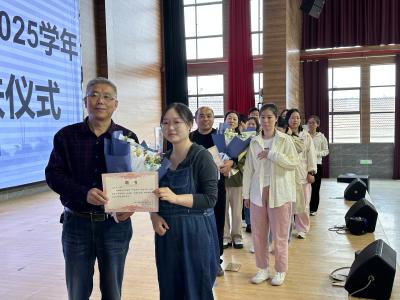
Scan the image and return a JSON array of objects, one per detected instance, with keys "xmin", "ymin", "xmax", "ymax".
[
  {"xmin": 344, "ymin": 178, "xmax": 367, "ymax": 201},
  {"xmin": 300, "ymin": 0, "xmax": 326, "ymax": 18},
  {"xmin": 345, "ymin": 239, "xmax": 397, "ymax": 300},
  {"xmin": 337, "ymin": 173, "xmax": 369, "ymax": 191},
  {"xmin": 345, "ymin": 198, "xmax": 378, "ymax": 233}
]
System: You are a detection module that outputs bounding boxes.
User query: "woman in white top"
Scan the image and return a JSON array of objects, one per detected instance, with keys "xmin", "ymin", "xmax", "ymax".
[
  {"xmin": 307, "ymin": 115, "xmax": 329, "ymax": 215},
  {"xmin": 285, "ymin": 109, "xmax": 317, "ymax": 239},
  {"xmin": 243, "ymin": 103, "xmax": 299, "ymax": 286}
]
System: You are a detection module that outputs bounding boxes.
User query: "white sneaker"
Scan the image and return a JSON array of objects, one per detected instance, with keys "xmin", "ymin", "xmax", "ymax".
[
  {"xmin": 271, "ymin": 272, "xmax": 286, "ymax": 286},
  {"xmin": 251, "ymin": 268, "xmax": 269, "ymax": 284},
  {"xmin": 223, "ymin": 238, "xmax": 232, "ymax": 249},
  {"xmin": 249, "ymin": 245, "xmax": 255, "ymax": 253},
  {"xmin": 233, "ymin": 236, "xmax": 243, "ymax": 249},
  {"xmin": 310, "ymin": 211, "xmax": 317, "ymax": 216},
  {"xmin": 297, "ymin": 232, "xmax": 306, "ymax": 239}
]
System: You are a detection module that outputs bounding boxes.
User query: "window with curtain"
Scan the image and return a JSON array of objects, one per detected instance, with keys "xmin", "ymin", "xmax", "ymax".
[
  {"xmin": 328, "ymin": 66, "xmax": 361, "ymax": 143},
  {"xmin": 188, "ymin": 75, "xmax": 224, "ymax": 126},
  {"xmin": 370, "ymin": 64, "xmax": 395, "ymax": 143},
  {"xmin": 253, "ymin": 72, "xmax": 263, "ymax": 107},
  {"xmin": 328, "ymin": 62, "xmax": 396, "ymax": 144},
  {"xmin": 250, "ymin": 0, "xmax": 263, "ymax": 56},
  {"xmin": 184, "ymin": 0, "xmax": 223, "ymax": 60},
  {"xmin": 184, "ymin": 0, "xmax": 263, "ymax": 116}
]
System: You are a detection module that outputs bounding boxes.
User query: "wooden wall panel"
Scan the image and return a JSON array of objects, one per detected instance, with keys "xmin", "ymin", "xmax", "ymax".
[
  {"xmin": 105, "ymin": 0, "xmax": 162, "ymax": 143},
  {"xmin": 263, "ymin": 0, "xmax": 286, "ymax": 110},
  {"xmin": 263, "ymin": 0, "xmax": 302, "ymax": 113},
  {"xmin": 286, "ymin": 0, "xmax": 301, "ymax": 111}
]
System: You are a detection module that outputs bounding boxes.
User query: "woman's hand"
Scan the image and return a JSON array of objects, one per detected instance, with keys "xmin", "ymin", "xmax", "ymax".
[
  {"xmin": 116, "ymin": 205, "xmax": 136, "ymax": 222},
  {"xmin": 257, "ymin": 148, "xmax": 269, "ymax": 160},
  {"xmin": 150, "ymin": 213, "xmax": 169, "ymax": 236},
  {"xmin": 153, "ymin": 187, "xmax": 178, "ymax": 204},
  {"xmin": 244, "ymin": 199, "xmax": 250, "ymax": 208},
  {"xmin": 307, "ymin": 173, "xmax": 315, "ymax": 184},
  {"xmin": 219, "ymin": 160, "xmax": 234, "ymax": 177}
]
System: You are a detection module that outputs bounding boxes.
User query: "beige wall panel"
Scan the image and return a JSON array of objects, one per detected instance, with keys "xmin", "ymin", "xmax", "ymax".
[
  {"xmin": 263, "ymin": 0, "xmax": 302, "ymax": 113},
  {"xmin": 105, "ymin": 0, "xmax": 162, "ymax": 143},
  {"xmin": 263, "ymin": 0, "xmax": 287, "ymax": 109}
]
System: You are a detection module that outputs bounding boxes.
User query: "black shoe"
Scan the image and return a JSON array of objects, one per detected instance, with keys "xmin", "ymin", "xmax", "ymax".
[
  {"xmin": 223, "ymin": 242, "xmax": 232, "ymax": 249},
  {"xmin": 217, "ymin": 265, "xmax": 224, "ymax": 277},
  {"xmin": 245, "ymin": 224, "xmax": 252, "ymax": 233},
  {"xmin": 233, "ymin": 242, "xmax": 243, "ymax": 249},
  {"xmin": 233, "ymin": 237, "xmax": 244, "ymax": 249}
]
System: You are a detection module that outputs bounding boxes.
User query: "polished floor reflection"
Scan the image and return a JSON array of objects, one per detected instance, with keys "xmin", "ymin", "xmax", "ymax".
[{"xmin": 0, "ymin": 179, "xmax": 399, "ymax": 299}]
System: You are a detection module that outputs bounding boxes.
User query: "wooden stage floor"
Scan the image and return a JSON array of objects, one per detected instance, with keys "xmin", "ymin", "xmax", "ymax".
[{"xmin": 0, "ymin": 179, "xmax": 399, "ymax": 299}]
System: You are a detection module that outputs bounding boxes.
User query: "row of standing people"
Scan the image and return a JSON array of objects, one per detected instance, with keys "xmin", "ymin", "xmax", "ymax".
[
  {"xmin": 193, "ymin": 104, "xmax": 329, "ymax": 286},
  {"xmin": 45, "ymin": 76, "xmax": 328, "ymax": 300},
  {"xmin": 46, "ymin": 77, "xmax": 220, "ymax": 300}
]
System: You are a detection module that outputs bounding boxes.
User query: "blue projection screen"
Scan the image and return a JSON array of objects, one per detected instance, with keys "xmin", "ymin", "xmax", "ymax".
[{"xmin": 0, "ymin": 0, "xmax": 82, "ymax": 189}]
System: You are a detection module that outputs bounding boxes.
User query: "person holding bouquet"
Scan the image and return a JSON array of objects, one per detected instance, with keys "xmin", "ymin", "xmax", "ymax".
[
  {"xmin": 151, "ymin": 103, "xmax": 219, "ymax": 300},
  {"xmin": 243, "ymin": 103, "xmax": 299, "ymax": 286},
  {"xmin": 222, "ymin": 111, "xmax": 246, "ymax": 249},
  {"xmin": 190, "ymin": 106, "xmax": 230, "ymax": 276},
  {"xmin": 45, "ymin": 77, "xmax": 138, "ymax": 300}
]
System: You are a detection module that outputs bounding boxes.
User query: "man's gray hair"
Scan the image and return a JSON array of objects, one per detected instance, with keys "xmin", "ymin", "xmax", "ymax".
[
  {"xmin": 86, "ymin": 77, "xmax": 117, "ymax": 97},
  {"xmin": 195, "ymin": 106, "xmax": 214, "ymax": 118}
]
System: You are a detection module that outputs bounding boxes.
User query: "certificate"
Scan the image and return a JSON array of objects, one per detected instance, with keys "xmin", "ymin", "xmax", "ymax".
[
  {"xmin": 102, "ymin": 172, "xmax": 159, "ymax": 212},
  {"xmin": 208, "ymin": 146, "xmax": 224, "ymax": 167}
]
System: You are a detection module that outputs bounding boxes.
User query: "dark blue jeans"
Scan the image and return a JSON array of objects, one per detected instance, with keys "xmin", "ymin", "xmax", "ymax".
[
  {"xmin": 244, "ymin": 206, "xmax": 251, "ymax": 226},
  {"xmin": 62, "ymin": 210, "xmax": 132, "ymax": 300}
]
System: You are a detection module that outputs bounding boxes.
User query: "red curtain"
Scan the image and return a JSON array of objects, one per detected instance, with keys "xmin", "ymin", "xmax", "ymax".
[
  {"xmin": 227, "ymin": 0, "xmax": 254, "ymax": 115},
  {"xmin": 303, "ymin": 59, "xmax": 330, "ymax": 177},
  {"xmin": 393, "ymin": 55, "xmax": 400, "ymax": 179},
  {"xmin": 302, "ymin": 0, "xmax": 400, "ymax": 50}
]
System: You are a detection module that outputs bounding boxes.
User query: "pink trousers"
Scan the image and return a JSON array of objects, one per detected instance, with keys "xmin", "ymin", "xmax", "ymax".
[{"xmin": 250, "ymin": 187, "xmax": 292, "ymax": 272}]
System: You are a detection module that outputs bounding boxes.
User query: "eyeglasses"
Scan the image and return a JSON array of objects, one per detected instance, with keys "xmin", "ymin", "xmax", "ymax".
[
  {"xmin": 86, "ymin": 92, "xmax": 116, "ymax": 101},
  {"xmin": 161, "ymin": 120, "xmax": 186, "ymax": 130}
]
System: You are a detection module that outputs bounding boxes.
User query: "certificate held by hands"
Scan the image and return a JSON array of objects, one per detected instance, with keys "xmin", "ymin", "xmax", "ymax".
[
  {"xmin": 102, "ymin": 172, "xmax": 159, "ymax": 212},
  {"xmin": 208, "ymin": 146, "xmax": 224, "ymax": 167}
]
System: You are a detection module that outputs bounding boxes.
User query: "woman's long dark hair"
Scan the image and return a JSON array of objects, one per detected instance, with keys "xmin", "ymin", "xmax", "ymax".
[
  {"xmin": 260, "ymin": 103, "xmax": 278, "ymax": 118},
  {"xmin": 259, "ymin": 103, "xmax": 278, "ymax": 137},
  {"xmin": 308, "ymin": 115, "xmax": 321, "ymax": 132},
  {"xmin": 246, "ymin": 116, "xmax": 260, "ymax": 132},
  {"xmin": 161, "ymin": 102, "xmax": 194, "ymax": 127},
  {"xmin": 285, "ymin": 108, "xmax": 303, "ymax": 133},
  {"xmin": 224, "ymin": 110, "xmax": 241, "ymax": 134}
]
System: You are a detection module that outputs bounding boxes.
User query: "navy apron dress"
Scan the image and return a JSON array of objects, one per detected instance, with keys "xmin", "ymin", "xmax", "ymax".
[{"xmin": 155, "ymin": 149, "xmax": 219, "ymax": 300}]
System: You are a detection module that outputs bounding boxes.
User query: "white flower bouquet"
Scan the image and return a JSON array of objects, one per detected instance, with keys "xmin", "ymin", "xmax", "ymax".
[
  {"xmin": 118, "ymin": 134, "xmax": 162, "ymax": 172},
  {"xmin": 212, "ymin": 125, "xmax": 256, "ymax": 159}
]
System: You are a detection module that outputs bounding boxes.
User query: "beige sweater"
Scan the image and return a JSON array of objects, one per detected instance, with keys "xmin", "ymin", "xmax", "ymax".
[{"xmin": 242, "ymin": 131, "xmax": 299, "ymax": 208}]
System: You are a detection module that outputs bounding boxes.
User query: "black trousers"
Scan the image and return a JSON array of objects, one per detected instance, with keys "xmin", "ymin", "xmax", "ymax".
[
  {"xmin": 214, "ymin": 176, "xmax": 226, "ymax": 262},
  {"xmin": 310, "ymin": 164, "xmax": 322, "ymax": 213}
]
